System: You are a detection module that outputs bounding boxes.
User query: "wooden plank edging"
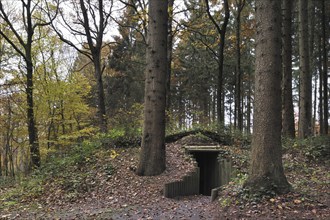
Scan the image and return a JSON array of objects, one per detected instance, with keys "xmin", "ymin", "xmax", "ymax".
[{"xmin": 164, "ymin": 167, "xmax": 200, "ymax": 198}]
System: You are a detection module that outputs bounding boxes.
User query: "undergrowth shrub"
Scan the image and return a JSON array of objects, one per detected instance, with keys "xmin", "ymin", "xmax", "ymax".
[
  {"xmin": 97, "ymin": 129, "xmax": 141, "ymax": 148},
  {"xmin": 0, "ymin": 133, "xmax": 120, "ymax": 208},
  {"xmin": 283, "ymin": 136, "xmax": 330, "ymax": 162}
]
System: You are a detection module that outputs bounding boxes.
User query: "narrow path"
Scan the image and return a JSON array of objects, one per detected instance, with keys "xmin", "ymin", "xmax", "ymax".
[
  {"xmin": 109, "ymin": 195, "xmax": 218, "ymax": 219},
  {"xmin": 9, "ymin": 195, "xmax": 219, "ymax": 219}
]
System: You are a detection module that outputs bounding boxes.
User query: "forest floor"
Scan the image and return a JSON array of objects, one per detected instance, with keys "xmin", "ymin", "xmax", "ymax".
[{"xmin": 0, "ymin": 135, "xmax": 329, "ymax": 219}]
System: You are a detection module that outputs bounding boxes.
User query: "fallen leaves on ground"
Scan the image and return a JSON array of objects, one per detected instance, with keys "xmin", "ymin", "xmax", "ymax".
[
  {"xmin": 0, "ymin": 143, "xmax": 219, "ymax": 219},
  {"xmin": 216, "ymin": 148, "xmax": 330, "ymax": 220},
  {"xmin": 1, "ymin": 137, "xmax": 329, "ymax": 220}
]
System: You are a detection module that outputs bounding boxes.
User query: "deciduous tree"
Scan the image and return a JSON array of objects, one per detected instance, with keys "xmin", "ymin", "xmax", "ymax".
[
  {"xmin": 204, "ymin": 0, "xmax": 230, "ymax": 127},
  {"xmin": 52, "ymin": 0, "xmax": 113, "ymax": 133},
  {"xmin": 0, "ymin": 0, "xmax": 58, "ymax": 168}
]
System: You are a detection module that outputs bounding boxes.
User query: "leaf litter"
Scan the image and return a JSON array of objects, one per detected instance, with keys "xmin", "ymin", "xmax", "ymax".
[{"xmin": 1, "ymin": 138, "xmax": 329, "ymax": 219}]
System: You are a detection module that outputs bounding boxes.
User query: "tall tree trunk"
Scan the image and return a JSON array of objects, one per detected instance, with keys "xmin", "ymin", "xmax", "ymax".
[
  {"xmin": 78, "ymin": 0, "xmax": 108, "ymax": 133},
  {"xmin": 205, "ymin": 0, "xmax": 229, "ymax": 128},
  {"xmin": 9, "ymin": 140, "xmax": 15, "ymax": 177},
  {"xmin": 94, "ymin": 54, "xmax": 107, "ymax": 133},
  {"xmin": 5, "ymin": 101, "xmax": 11, "ymax": 176},
  {"xmin": 321, "ymin": 0, "xmax": 328, "ymax": 134},
  {"xmin": 313, "ymin": 71, "xmax": 317, "ymax": 134},
  {"xmin": 0, "ymin": 0, "xmax": 43, "ymax": 169},
  {"xmin": 137, "ymin": 0, "xmax": 168, "ymax": 176},
  {"xmin": 235, "ymin": 0, "xmax": 245, "ymax": 132},
  {"xmin": 26, "ymin": 0, "xmax": 40, "ymax": 168},
  {"xmin": 318, "ymin": 34, "xmax": 324, "ymax": 134},
  {"xmin": 309, "ymin": 0, "xmax": 316, "ymax": 134},
  {"xmin": 47, "ymin": 104, "xmax": 55, "ymax": 149},
  {"xmin": 179, "ymin": 88, "xmax": 184, "ymax": 129},
  {"xmin": 282, "ymin": 0, "xmax": 295, "ymax": 138},
  {"xmin": 166, "ymin": 0, "xmax": 174, "ymax": 112},
  {"xmin": 298, "ymin": 0, "xmax": 312, "ymax": 138},
  {"xmin": 212, "ymin": 89, "xmax": 216, "ymax": 123},
  {"xmin": 4, "ymin": 142, "xmax": 9, "ymax": 176},
  {"xmin": 26, "ymin": 51, "xmax": 40, "ymax": 168},
  {"xmin": 4, "ymin": 97, "xmax": 11, "ymax": 176},
  {"xmin": 203, "ymin": 92, "xmax": 209, "ymax": 125},
  {"xmin": 217, "ymin": 44, "xmax": 225, "ymax": 127},
  {"xmin": 246, "ymin": 70, "xmax": 252, "ymax": 135},
  {"xmin": 244, "ymin": 0, "xmax": 291, "ymax": 194},
  {"xmin": 60, "ymin": 100, "xmax": 66, "ymax": 135},
  {"xmin": 229, "ymin": 101, "xmax": 233, "ymax": 132}
]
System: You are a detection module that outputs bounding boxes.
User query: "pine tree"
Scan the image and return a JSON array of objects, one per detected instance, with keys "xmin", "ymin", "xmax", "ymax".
[
  {"xmin": 244, "ymin": 0, "xmax": 291, "ymax": 194},
  {"xmin": 137, "ymin": 0, "xmax": 168, "ymax": 176}
]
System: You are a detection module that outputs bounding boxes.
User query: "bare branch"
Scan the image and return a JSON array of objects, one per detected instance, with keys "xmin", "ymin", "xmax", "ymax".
[
  {"xmin": 204, "ymin": 0, "xmax": 222, "ymax": 35},
  {"xmin": 0, "ymin": 1, "xmax": 26, "ymax": 55},
  {"xmin": 51, "ymin": 25, "xmax": 93, "ymax": 60},
  {"xmin": 33, "ymin": 0, "xmax": 60, "ymax": 30}
]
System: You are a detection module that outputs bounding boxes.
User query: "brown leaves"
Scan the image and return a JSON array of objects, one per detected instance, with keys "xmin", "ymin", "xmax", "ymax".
[
  {"xmin": 216, "ymin": 145, "xmax": 330, "ymax": 220},
  {"xmin": 293, "ymin": 199, "xmax": 302, "ymax": 204},
  {"xmin": 1, "ymin": 140, "xmax": 329, "ymax": 219}
]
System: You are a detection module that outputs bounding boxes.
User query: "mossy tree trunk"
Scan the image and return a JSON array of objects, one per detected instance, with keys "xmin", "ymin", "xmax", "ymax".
[{"xmin": 243, "ymin": 0, "xmax": 291, "ymax": 195}]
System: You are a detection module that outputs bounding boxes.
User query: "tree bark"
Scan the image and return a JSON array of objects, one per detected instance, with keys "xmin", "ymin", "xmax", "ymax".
[
  {"xmin": 27, "ymin": 58, "xmax": 40, "ymax": 168},
  {"xmin": 298, "ymin": 0, "xmax": 312, "ymax": 138},
  {"xmin": 235, "ymin": 0, "xmax": 245, "ymax": 132},
  {"xmin": 93, "ymin": 53, "xmax": 107, "ymax": 133},
  {"xmin": 313, "ymin": 69, "xmax": 317, "ymax": 134},
  {"xmin": 25, "ymin": 1, "xmax": 40, "ymax": 168},
  {"xmin": 137, "ymin": 0, "xmax": 168, "ymax": 176},
  {"xmin": 281, "ymin": 0, "xmax": 295, "ymax": 138},
  {"xmin": 321, "ymin": 0, "xmax": 328, "ymax": 134},
  {"xmin": 318, "ymin": 34, "xmax": 324, "ymax": 134},
  {"xmin": 246, "ymin": 70, "xmax": 251, "ymax": 135},
  {"xmin": 218, "ymin": 1, "xmax": 229, "ymax": 127},
  {"xmin": 25, "ymin": 1, "xmax": 41, "ymax": 168},
  {"xmin": 166, "ymin": 0, "xmax": 174, "ymax": 112},
  {"xmin": 244, "ymin": 0, "xmax": 291, "ymax": 194},
  {"xmin": 309, "ymin": 0, "xmax": 316, "ymax": 134}
]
